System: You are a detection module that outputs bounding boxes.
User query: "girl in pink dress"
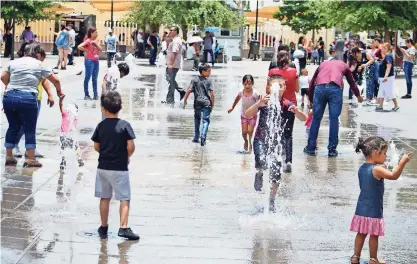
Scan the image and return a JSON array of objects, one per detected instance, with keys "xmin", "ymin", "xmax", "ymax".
[
  {"xmin": 228, "ymin": 75, "xmax": 260, "ymax": 153},
  {"xmin": 59, "ymin": 97, "xmax": 83, "ymax": 170},
  {"xmin": 350, "ymin": 136, "xmax": 412, "ymax": 264}
]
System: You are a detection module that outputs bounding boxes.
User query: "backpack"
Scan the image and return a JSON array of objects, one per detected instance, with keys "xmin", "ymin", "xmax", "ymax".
[{"xmin": 55, "ymin": 32, "xmax": 65, "ymax": 46}]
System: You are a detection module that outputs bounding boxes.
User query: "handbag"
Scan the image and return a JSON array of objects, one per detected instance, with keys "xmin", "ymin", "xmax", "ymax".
[{"xmin": 293, "ymin": 49, "xmax": 305, "ymax": 59}]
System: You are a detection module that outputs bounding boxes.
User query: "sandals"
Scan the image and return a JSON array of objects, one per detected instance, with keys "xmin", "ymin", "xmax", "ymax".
[
  {"xmin": 392, "ymin": 107, "xmax": 400, "ymax": 112},
  {"xmin": 350, "ymin": 255, "xmax": 360, "ymax": 264},
  {"xmin": 370, "ymin": 258, "xmax": 386, "ymax": 264},
  {"xmin": 5, "ymin": 157, "xmax": 18, "ymax": 166},
  {"xmin": 23, "ymin": 159, "xmax": 43, "ymax": 168}
]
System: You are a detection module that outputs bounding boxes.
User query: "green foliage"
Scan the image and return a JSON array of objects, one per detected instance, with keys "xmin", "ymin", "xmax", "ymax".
[
  {"xmin": 1, "ymin": 0, "xmax": 55, "ymax": 28},
  {"xmin": 318, "ymin": 0, "xmax": 417, "ymax": 34},
  {"xmin": 273, "ymin": 0, "xmax": 326, "ymax": 34},
  {"xmin": 126, "ymin": 0, "xmax": 243, "ymax": 36}
]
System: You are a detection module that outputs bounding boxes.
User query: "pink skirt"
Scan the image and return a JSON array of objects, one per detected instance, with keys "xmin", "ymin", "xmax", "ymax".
[{"xmin": 350, "ymin": 215, "xmax": 385, "ymax": 236}]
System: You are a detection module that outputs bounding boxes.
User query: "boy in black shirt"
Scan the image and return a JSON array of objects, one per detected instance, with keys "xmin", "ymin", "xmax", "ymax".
[
  {"xmin": 183, "ymin": 64, "xmax": 214, "ymax": 146},
  {"xmin": 91, "ymin": 91, "xmax": 139, "ymax": 240}
]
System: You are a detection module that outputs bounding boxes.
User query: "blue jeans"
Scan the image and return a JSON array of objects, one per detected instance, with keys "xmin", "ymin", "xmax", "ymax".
[
  {"xmin": 149, "ymin": 48, "xmax": 157, "ymax": 65},
  {"xmin": 68, "ymin": 46, "xmax": 75, "ymax": 64},
  {"xmin": 84, "ymin": 59, "xmax": 99, "ymax": 97},
  {"xmin": 306, "ymin": 84, "xmax": 343, "ymax": 152},
  {"xmin": 194, "ymin": 107, "xmax": 211, "ymax": 140},
  {"xmin": 404, "ymin": 61, "xmax": 413, "ymax": 94},
  {"xmin": 16, "ymin": 100, "xmax": 41, "ymax": 147},
  {"xmin": 3, "ymin": 90, "xmax": 39, "ymax": 150}
]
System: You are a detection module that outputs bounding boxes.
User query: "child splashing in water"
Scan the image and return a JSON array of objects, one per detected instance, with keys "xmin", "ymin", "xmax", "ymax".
[
  {"xmin": 245, "ymin": 74, "xmax": 286, "ymax": 213},
  {"xmin": 59, "ymin": 96, "xmax": 84, "ymax": 170},
  {"xmin": 228, "ymin": 75, "xmax": 260, "ymax": 153},
  {"xmin": 350, "ymin": 136, "xmax": 412, "ymax": 264}
]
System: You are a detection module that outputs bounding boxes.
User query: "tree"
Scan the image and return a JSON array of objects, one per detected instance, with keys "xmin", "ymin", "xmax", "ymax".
[
  {"xmin": 273, "ymin": 0, "xmax": 326, "ymax": 35},
  {"xmin": 1, "ymin": 0, "xmax": 55, "ymax": 30},
  {"xmin": 316, "ymin": 1, "xmax": 417, "ymax": 41},
  {"xmin": 126, "ymin": 0, "xmax": 243, "ymax": 39}
]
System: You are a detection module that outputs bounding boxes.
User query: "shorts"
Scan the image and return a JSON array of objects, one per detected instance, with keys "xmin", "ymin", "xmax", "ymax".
[
  {"xmin": 95, "ymin": 168, "xmax": 131, "ymax": 200},
  {"xmin": 241, "ymin": 115, "xmax": 257, "ymax": 127},
  {"xmin": 377, "ymin": 76, "xmax": 395, "ymax": 101},
  {"xmin": 60, "ymin": 136, "xmax": 78, "ymax": 150},
  {"xmin": 253, "ymin": 138, "xmax": 282, "ymax": 183},
  {"xmin": 301, "ymin": 88, "xmax": 308, "ymax": 96}
]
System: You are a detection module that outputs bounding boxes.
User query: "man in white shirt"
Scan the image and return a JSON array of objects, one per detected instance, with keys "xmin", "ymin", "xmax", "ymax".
[
  {"xmin": 187, "ymin": 42, "xmax": 200, "ymax": 71},
  {"xmin": 105, "ymin": 29, "xmax": 119, "ymax": 68},
  {"xmin": 136, "ymin": 31, "xmax": 144, "ymax": 58},
  {"xmin": 67, "ymin": 24, "xmax": 76, "ymax": 65}
]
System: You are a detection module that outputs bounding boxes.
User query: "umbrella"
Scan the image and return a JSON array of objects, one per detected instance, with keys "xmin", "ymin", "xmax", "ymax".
[
  {"xmin": 187, "ymin": 36, "xmax": 203, "ymax": 44},
  {"xmin": 204, "ymin": 27, "xmax": 219, "ymax": 33}
]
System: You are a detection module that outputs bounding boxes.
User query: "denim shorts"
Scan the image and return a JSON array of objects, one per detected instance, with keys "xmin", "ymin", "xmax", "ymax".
[
  {"xmin": 95, "ymin": 169, "xmax": 131, "ymax": 200},
  {"xmin": 253, "ymin": 138, "xmax": 282, "ymax": 182}
]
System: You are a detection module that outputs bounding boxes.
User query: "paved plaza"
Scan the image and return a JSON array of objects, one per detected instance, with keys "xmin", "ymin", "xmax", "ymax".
[{"xmin": 1, "ymin": 56, "xmax": 417, "ymax": 264}]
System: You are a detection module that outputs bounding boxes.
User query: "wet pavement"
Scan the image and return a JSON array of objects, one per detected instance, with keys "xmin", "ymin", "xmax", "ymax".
[{"xmin": 1, "ymin": 56, "xmax": 417, "ymax": 264}]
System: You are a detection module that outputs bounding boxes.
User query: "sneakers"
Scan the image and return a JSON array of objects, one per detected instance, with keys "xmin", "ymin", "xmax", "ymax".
[
  {"xmin": 401, "ymin": 94, "xmax": 412, "ymax": 99},
  {"xmin": 93, "ymin": 95, "xmax": 99, "ymax": 100},
  {"xmin": 269, "ymin": 199, "xmax": 276, "ymax": 213},
  {"xmin": 13, "ymin": 147, "xmax": 23, "ymax": 158},
  {"xmin": 179, "ymin": 90, "xmax": 186, "ymax": 101},
  {"xmin": 192, "ymin": 138, "xmax": 199, "ymax": 143},
  {"xmin": 303, "ymin": 147, "xmax": 317, "ymax": 156},
  {"xmin": 254, "ymin": 171, "xmax": 263, "ymax": 192},
  {"xmin": 84, "ymin": 96, "xmax": 93, "ymax": 100},
  {"xmin": 78, "ymin": 159, "xmax": 84, "ymax": 167},
  {"xmin": 98, "ymin": 225, "xmax": 108, "ymax": 239},
  {"xmin": 118, "ymin": 227, "xmax": 140, "ymax": 240},
  {"xmin": 283, "ymin": 162, "xmax": 292, "ymax": 173},
  {"xmin": 392, "ymin": 107, "xmax": 400, "ymax": 112},
  {"xmin": 200, "ymin": 137, "xmax": 206, "ymax": 146},
  {"xmin": 328, "ymin": 150, "xmax": 338, "ymax": 157}
]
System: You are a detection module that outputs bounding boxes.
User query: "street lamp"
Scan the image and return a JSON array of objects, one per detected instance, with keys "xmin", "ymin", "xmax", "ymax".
[{"xmin": 110, "ymin": 0, "xmax": 114, "ymax": 29}]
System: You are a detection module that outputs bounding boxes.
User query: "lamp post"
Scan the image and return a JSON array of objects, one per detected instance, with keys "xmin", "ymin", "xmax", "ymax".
[
  {"xmin": 255, "ymin": 0, "xmax": 259, "ymax": 41},
  {"xmin": 110, "ymin": 0, "xmax": 114, "ymax": 29}
]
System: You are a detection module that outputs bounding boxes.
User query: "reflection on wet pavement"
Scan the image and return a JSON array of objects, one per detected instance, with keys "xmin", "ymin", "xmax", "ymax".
[{"xmin": 1, "ymin": 63, "xmax": 417, "ymax": 264}]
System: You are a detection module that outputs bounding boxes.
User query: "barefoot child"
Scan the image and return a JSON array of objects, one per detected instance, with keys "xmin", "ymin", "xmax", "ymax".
[
  {"xmin": 228, "ymin": 74, "xmax": 260, "ymax": 153},
  {"xmin": 92, "ymin": 91, "xmax": 139, "ymax": 240},
  {"xmin": 59, "ymin": 96, "xmax": 83, "ymax": 170},
  {"xmin": 350, "ymin": 136, "xmax": 412, "ymax": 264},
  {"xmin": 183, "ymin": 64, "xmax": 214, "ymax": 146},
  {"xmin": 245, "ymin": 74, "xmax": 286, "ymax": 213}
]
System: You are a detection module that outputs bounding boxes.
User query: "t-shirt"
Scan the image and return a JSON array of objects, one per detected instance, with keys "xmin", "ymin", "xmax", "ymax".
[
  {"xmin": 187, "ymin": 46, "xmax": 196, "ymax": 59},
  {"xmin": 189, "ymin": 76, "xmax": 213, "ymax": 109},
  {"xmin": 105, "ymin": 34, "xmax": 118, "ymax": 52},
  {"xmin": 203, "ymin": 36, "xmax": 213, "ymax": 50},
  {"xmin": 379, "ymin": 53, "xmax": 394, "ymax": 77},
  {"xmin": 166, "ymin": 36, "xmax": 183, "ymax": 69},
  {"xmin": 84, "ymin": 39, "xmax": 100, "ymax": 61},
  {"xmin": 299, "ymin": 75, "xmax": 310, "ymax": 89},
  {"xmin": 103, "ymin": 69, "xmax": 120, "ymax": 91},
  {"xmin": 254, "ymin": 104, "xmax": 281, "ymax": 143},
  {"xmin": 268, "ymin": 67, "xmax": 298, "ymax": 105},
  {"xmin": 91, "ymin": 118, "xmax": 136, "ymax": 171},
  {"xmin": 403, "ymin": 47, "xmax": 416, "ymax": 64},
  {"xmin": 69, "ymin": 29, "xmax": 76, "ymax": 47},
  {"xmin": 238, "ymin": 89, "xmax": 260, "ymax": 116},
  {"xmin": 6, "ymin": 57, "xmax": 53, "ymax": 94}
]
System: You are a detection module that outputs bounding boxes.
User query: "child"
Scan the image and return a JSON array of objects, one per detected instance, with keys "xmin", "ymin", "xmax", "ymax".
[
  {"xmin": 245, "ymin": 74, "xmax": 286, "ymax": 213},
  {"xmin": 228, "ymin": 75, "xmax": 260, "ymax": 153},
  {"xmin": 92, "ymin": 91, "xmax": 139, "ymax": 240},
  {"xmin": 101, "ymin": 62, "xmax": 130, "ymax": 94},
  {"xmin": 299, "ymin": 68, "xmax": 310, "ymax": 107},
  {"xmin": 59, "ymin": 97, "xmax": 83, "ymax": 170},
  {"xmin": 350, "ymin": 136, "xmax": 412, "ymax": 264},
  {"xmin": 183, "ymin": 64, "xmax": 214, "ymax": 146}
]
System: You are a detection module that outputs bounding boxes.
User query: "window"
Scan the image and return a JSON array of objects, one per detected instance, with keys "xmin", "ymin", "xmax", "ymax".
[
  {"xmin": 231, "ymin": 28, "xmax": 240, "ymax": 37},
  {"xmin": 220, "ymin": 29, "xmax": 230, "ymax": 36}
]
